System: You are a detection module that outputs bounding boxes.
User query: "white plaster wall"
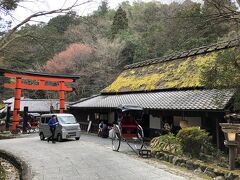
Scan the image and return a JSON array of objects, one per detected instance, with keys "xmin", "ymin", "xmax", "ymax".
[{"xmin": 149, "ymin": 115, "xmax": 162, "ymax": 129}]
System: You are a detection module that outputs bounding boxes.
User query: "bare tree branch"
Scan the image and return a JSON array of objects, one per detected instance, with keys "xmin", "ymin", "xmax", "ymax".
[
  {"xmin": 0, "ymin": 0, "xmax": 92, "ymax": 51},
  {"xmin": 0, "ymin": 34, "xmax": 22, "ymax": 52}
]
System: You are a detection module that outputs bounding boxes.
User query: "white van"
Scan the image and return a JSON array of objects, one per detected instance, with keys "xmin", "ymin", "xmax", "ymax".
[{"xmin": 39, "ymin": 113, "xmax": 81, "ymax": 141}]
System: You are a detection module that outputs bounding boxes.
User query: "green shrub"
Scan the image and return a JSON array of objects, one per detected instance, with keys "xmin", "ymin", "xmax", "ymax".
[
  {"xmin": 150, "ymin": 133, "xmax": 181, "ymax": 154},
  {"xmin": 177, "ymin": 127, "xmax": 210, "ymax": 157},
  {"xmin": 0, "ymin": 103, "xmax": 4, "ymax": 110}
]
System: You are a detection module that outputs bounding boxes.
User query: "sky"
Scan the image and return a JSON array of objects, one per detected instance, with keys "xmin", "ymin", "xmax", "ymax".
[{"xmin": 6, "ymin": 0, "xmax": 203, "ymax": 27}]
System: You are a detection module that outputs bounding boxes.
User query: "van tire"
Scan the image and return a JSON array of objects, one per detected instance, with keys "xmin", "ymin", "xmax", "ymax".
[
  {"xmin": 75, "ymin": 137, "xmax": 80, "ymax": 140},
  {"xmin": 57, "ymin": 133, "xmax": 62, "ymax": 142},
  {"xmin": 40, "ymin": 133, "xmax": 45, "ymax": 140}
]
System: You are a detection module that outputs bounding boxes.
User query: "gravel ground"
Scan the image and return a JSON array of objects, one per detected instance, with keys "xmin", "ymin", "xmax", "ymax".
[
  {"xmin": 0, "ymin": 158, "xmax": 19, "ymax": 180},
  {"xmin": 0, "ymin": 162, "xmax": 5, "ymax": 180},
  {"xmin": 0, "ymin": 133, "xmax": 206, "ymax": 180}
]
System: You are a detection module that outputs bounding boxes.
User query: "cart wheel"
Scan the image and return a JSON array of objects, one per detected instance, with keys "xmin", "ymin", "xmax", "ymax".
[
  {"xmin": 112, "ymin": 131, "xmax": 121, "ymax": 151},
  {"xmin": 10, "ymin": 128, "xmax": 21, "ymax": 134},
  {"xmin": 112, "ymin": 125, "xmax": 121, "ymax": 151},
  {"xmin": 18, "ymin": 128, "xmax": 23, "ymax": 134},
  {"xmin": 134, "ymin": 125, "xmax": 144, "ymax": 150},
  {"xmin": 27, "ymin": 128, "xmax": 31, "ymax": 134}
]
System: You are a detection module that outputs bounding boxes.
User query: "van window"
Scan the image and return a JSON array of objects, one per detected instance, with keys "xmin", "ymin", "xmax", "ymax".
[
  {"xmin": 41, "ymin": 117, "xmax": 45, "ymax": 124},
  {"xmin": 58, "ymin": 116, "xmax": 76, "ymax": 124}
]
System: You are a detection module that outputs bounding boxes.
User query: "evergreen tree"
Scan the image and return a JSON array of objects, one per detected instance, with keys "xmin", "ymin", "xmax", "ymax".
[
  {"xmin": 46, "ymin": 12, "xmax": 77, "ymax": 34},
  {"xmin": 0, "ymin": 0, "xmax": 19, "ymax": 11},
  {"xmin": 111, "ymin": 7, "xmax": 128, "ymax": 38},
  {"xmin": 98, "ymin": 0, "xmax": 109, "ymax": 15}
]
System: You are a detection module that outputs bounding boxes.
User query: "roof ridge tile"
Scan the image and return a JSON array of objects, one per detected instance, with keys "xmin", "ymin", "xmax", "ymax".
[{"xmin": 124, "ymin": 38, "xmax": 240, "ymax": 70}]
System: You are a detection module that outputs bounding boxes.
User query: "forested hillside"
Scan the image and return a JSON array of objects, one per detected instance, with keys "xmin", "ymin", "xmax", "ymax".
[{"xmin": 0, "ymin": 0, "xmax": 238, "ymax": 101}]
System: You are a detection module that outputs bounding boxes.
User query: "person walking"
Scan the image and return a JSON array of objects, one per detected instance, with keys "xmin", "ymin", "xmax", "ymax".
[{"xmin": 47, "ymin": 115, "xmax": 58, "ymax": 143}]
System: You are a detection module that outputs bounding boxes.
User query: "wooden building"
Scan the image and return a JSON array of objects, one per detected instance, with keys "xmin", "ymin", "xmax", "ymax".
[{"xmin": 68, "ymin": 39, "xmax": 239, "ymax": 148}]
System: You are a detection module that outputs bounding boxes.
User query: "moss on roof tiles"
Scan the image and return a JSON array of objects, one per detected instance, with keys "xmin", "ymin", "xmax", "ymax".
[
  {"xmin": 124, "ymin": 38, "xmax": 239, "ymax": 70},
  {"xmin": 103, "ymin": 38, "xmax": 240, "ymax": 94},
  {"xmin": 102, "ymin": 51, "xmax": 218, "ymax": 93}
]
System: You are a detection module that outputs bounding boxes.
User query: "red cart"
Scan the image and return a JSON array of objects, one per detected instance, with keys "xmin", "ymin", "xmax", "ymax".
[{"xmin": 111, "ymin": 104, "xmax": 145, "ymax": 154}]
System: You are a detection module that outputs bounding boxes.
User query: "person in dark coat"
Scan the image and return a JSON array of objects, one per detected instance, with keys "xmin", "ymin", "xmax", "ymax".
[{"xmin": 47, "ymin": 115, "xmax": 58, "ymax": 143}]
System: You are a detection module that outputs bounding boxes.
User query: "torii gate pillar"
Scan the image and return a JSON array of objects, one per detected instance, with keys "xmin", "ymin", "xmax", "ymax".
[
  {"xmin": 59, "ymin": 81, "xmax": 65, "ymax": 113},
  {"xmin": 12, "ymin": 77, "xmax": 22, "ymax": 127},
  {"xmin": 0, "ymin": 68, "xmax": 79, "ymax": 130}
]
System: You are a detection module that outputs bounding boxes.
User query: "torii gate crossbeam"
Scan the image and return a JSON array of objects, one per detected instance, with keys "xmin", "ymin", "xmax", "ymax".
[{"xmin": 0, "ymin": 68, "xmax": 79, "ymax": 130}]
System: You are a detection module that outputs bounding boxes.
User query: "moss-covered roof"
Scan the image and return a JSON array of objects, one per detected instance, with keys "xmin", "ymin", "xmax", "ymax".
[{"xmin": 102, "ymin": 39, "xmax": 240, "ymax": 94}]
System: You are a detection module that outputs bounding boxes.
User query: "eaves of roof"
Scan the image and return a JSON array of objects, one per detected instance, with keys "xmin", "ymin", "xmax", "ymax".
[{"xmin": 0, "ymin": 68, "xmax": 80, "ymax": 80}]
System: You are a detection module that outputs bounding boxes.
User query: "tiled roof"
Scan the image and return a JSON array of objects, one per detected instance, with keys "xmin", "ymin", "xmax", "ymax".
[
  {"xmin": 0, "ymin": 68, "xmax": 80, "ymax": 80},
  {"xmin": 69, "ymin": 89, "xmax": 234, "ymax": 111},
  {"xmin": 4, "ymin": 99, "xmax": 71, "ymax": 112},
  {"xmin": 125, "ymin": 38, "xmax": 240, "ymax": 69},
  {"xmin": 102, "ymin": 38, "xmax": 240, "ymax": 93},
  {"xmin": 3, "ymin": 97, "xmax": 31, "ymax": 104}
]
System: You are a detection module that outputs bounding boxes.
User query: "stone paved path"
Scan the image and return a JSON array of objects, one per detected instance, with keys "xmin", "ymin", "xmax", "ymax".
[{"xmin": 0, "ymin": 134, "xmax": 195, "ymax": 180}]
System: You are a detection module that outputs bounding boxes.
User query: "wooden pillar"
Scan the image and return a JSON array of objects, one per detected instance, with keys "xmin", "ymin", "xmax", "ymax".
[
  {"xmin": 216, "ymin": 118, "xmax": 220, "ymax": 149},
  {"xmin": 12, "ymin": 77, "xmax": 22, "ymax": 130},
  {"xmin": 23, "ymin": 106, "xmax": 28, "ymax": 133},
  {"xmin": 229, "ymin": 145, "xmax": 237, "ymax": 170},
  {"xmin": 59, "ymin": 81, "xmax": 65, "ymax": 113},
  {"xmin": 5, "ymin": 106, "xmax": 11, "ymax": 130}
]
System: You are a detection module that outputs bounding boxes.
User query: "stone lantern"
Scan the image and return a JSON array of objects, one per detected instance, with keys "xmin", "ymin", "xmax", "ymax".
[{"xmin": 220, "ymin": 123, "xmax": 240, "ymax": 170}]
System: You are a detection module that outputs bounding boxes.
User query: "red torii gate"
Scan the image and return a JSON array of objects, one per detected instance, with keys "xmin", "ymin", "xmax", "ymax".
[{"xmin": 0, "ymin": 68, "xmax": 79, "ymax": 130}]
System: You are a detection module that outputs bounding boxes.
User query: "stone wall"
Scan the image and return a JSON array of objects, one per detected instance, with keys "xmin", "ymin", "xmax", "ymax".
[{"xmin": 152, "ymin": 151, "xmax": 239, "ymax": 180}]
